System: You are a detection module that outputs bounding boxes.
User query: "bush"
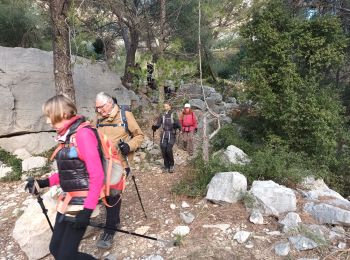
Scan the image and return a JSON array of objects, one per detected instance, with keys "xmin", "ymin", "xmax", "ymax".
[{"xmin": 0, "ymin": 148, "xmax": 22, "ymax": 181}]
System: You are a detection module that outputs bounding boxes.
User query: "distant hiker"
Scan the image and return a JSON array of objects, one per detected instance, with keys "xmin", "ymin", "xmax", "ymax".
[
  {"xmin": 93, "ymin": 92, "xmax": 144, "ymax": 249},
  {"xmin": 152, "ymin": 101, "xmax": 181, "ymax": 173},
  {"xmin": 147, "ymin": 63, "xmax": 155, "ymax": 89},
  {"xmin": 25, "ymin": 95, "xmax": 104, "ymax": 260},
  {"xmin": 179, "ymin": 103, "xmax": 198, "ymax": 156}
]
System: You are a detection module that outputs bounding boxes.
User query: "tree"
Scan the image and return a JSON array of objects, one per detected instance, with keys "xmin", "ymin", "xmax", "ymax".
[
  {"xmin": 48, "ymin": 0, "xmax": 75, "ymax": 102},
  {"xmin": 241, "ymin": 0, "xmax": 347, "ymax": 158}
]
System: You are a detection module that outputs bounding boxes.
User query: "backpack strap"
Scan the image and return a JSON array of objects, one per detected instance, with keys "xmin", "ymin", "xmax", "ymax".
[{"xmin": 96, "ymin": 106, "xmax": 131, "ymax": 136}]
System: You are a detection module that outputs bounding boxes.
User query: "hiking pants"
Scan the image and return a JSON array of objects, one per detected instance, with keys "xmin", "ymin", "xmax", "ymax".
[
  {"xmin": 50, "ymin": 213, "xmax": 96, "ymax": 260},
  {"xmin": 182, "ymin": 131, "xmax": 194, "ymax": 155},
  {"xmin": 105, "ymin": 193, "xmax": 122, "ymax": 235},
  {"xmin": 160, "ymin": 136, "xmax": 175, "ymax": 168}
]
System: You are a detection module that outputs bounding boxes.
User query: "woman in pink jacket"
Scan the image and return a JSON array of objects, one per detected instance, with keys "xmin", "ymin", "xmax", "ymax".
[
  {"xmin": 25, "ymin": 95, "xmax": 104, "ymax": 260},
  {"xmin": 179, "ymin": 103, "xmax": 198, "ymax": 156}
]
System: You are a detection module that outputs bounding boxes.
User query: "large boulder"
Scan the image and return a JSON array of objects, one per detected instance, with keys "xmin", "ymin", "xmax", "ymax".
[
  {"xmin": 250, "ymin": 180, "xmax": 297, "ymax": 217},
  {"xmin": 0, "ymin": 46, "xmax": 133, "ymax": 153},
  {"xmin": 206, "ymin": 172, "xmax": 247, "ymax": 204},
  {"xmin": 304, "ymin": 201, "xmax": 350, "ymax": 226},
  {"xmin": 12, "ymin": 191, "xmax": 57, "ymax": 260}
]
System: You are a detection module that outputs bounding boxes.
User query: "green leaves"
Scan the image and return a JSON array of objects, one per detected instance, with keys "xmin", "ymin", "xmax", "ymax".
[{"xmin": 241, "ymin": 0, "xmax": 347, "ymax": 158}]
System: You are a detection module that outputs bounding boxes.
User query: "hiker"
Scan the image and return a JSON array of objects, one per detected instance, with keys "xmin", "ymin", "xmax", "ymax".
[
  {"xmin": 152, "ymin": 101, "xmax": 181, "ymax": 173},
  {"xmin": 25, "ymin": 95, "xmax": 104, "ymax": 260},
  {"xmin": 94, "ymin": 92, "xmax": 144, "ymax": 249},
  {"xmin": 179, "ymin": 103, "xmax": 198, "ymax": 156}
]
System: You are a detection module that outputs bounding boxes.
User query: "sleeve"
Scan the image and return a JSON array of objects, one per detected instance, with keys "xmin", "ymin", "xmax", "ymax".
[
  {"xmin": 48, "ymin": 173, "xmax": 60, "ymax": 186},
  {"xmin": 76, "ymin": 127, "xmax": 104, "ymax": 210},
  {"xmin": 155, "ymin": 115, "xmax": 162, "ymax": 129},
  {"xmin": 125, "ymin": 111, "xmax": 145, "ymax": 152}
]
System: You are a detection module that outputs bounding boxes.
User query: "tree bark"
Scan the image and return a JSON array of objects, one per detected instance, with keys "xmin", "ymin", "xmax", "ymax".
[
  {"xmin": 49, "ymin": 0, "xmax": 75, "ymax": 102},
  {"xmin": 122, "ymin": 27, "xmax": 139, "ymax": 88}
]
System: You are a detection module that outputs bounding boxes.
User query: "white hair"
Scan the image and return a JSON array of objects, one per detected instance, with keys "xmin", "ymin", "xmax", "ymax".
[{"xmin": 96, "ymin": 92, "xmax": 113, "ymax": 104}]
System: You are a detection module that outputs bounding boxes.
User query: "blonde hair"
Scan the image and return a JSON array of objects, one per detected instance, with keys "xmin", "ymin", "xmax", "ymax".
[{"xmin": 42, "ymin": 95, "xmax": 77, "ymax": 124}]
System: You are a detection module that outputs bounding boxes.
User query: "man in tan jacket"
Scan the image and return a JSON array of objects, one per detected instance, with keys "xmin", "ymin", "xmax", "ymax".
[{"xmin": 93, "ymin": 92, "xmax": 144, "ymax": 249}]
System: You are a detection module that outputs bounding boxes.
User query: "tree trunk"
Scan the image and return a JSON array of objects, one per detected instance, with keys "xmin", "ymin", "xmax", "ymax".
[
  {"xmin": 203, "ymin": 113, "xmax": 209, "ymax": 162},
  {"xmin": 157, "ymin": 0, "xmax": 166, "ymax": 105},
  {"xmin": 122, "ymin": 27, "xmax": 139, "ymax": 88},
  {"xmin": 49, "ymin": 0, "xmax": 75, "ymax": 102}
]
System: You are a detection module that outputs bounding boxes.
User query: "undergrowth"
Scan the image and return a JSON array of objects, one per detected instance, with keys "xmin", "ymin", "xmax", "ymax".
[{"xmin": 0, "ymin": 148, "xmax": 22, "ymax": 181}]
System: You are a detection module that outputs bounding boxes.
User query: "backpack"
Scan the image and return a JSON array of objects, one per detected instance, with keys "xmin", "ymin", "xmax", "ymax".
[
  {"xmin": 96, "ymin": 105, "xmax": 131, "ymax": 135},
  {"xmin": 50, "ymin": 121, "xmax": 125, "ymax": 211}
]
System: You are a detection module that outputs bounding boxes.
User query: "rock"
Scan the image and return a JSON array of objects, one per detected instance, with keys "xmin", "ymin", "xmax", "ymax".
[
  {"xmin": 338, "ymin": 242, "xmax": 347, "ymax": 249},
  {"xmin": 202, "ymin": 224, "xmax": 230, "ymax": 232},
  {"xmin": 13, "ymin": 148, "xmax": 31, "ymax": 160},
  {"xmin": 143, "ymin": 255, "xmax": 164, "ymax": 260},
  {"xmin": 305, "ymin": 224, "xmax": 328, "ymax": 242},
  {"xmin": 22, "ymin": 156, "xmax": 47, "ymax": 172},
  {"xmin": 266, "ymin": 231, "xmax": 281, "ymax": 236},
  {"xmin": 249, "ymin": 210, "xmax": 264, "ymax": 225},
  {"xmin": 329, "ymin": 226, "xmax": 346, "ymax": 240},
  {"xmin": 0, "ymin": 132, "xmax": 57, "ymax": 155},
  {"xmin": 135, "ymin": 226, "xmax": 150, "ymax": 235},
  {"xmin": 250, "ymin": 180, "xmax": 296, "ymax": 217},
  {"xmin": 233, "ymin": 231, "xmax": 251, "ymax": 244},
  {"xmin": 170, "ymin": 204, "xmax": 176, "ymax": 210},
  {"xmin": 279, "ymin": 212, "xmax": 302, "ymax": 233},
  {"xmin": 274, "ymin": 242, "xmax": 290, "ymax": 256},
  {"xmin": 300, "ymin": 176, "xmax": 329, "ymax": 191},
  {"xmin": 181, "ymin": 201, "xmax": 190, "ymax": 208},
  {"xmin": 12, "ymin": 190, "xmax": 57, "ymax": 259},
  {"xmin": 0, "ymin": 165, "xmax": 12, "ymax": 179},
  {"xmin": 288, "ymin": 235, "xmax": 318, "ymax": 251},
  {"xmin": 304, "ymin": 202, "xmax": 350, "ymax": 226},
  {"xmin": 206, "ymin": 172, "xmax": 247, "ymax": 204},
  {"xmin": 189, "ymin": 99, "xmax": 206, "ymax": 110},
  {"xmin": 180, "ymin": 212, "xmax": 195, "ymax": 224},
  {"xmin": 0, "ymin": 46, "xmax": 131, "ymax": 153},
  {"xmin": 222, "ymin": 145, "xmax": 250, "ymax": 165},
  {"xmin": 104, "ymin": 254, "xmax": 117, "ymax": 260},
  {"xmin": 172, "ymin": 226, "xmax": 190, "ymax": 236}
]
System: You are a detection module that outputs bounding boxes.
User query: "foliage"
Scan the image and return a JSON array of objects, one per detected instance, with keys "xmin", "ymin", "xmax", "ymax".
[
  {"xmin": 0, "ymin": 0, "xmax": 51, "ymax": 49},
  {"xmin": 211, "ymin": 124, "xmax": 254, "ymax": 154},
  {"xmin": 0, "ymin": 148, "xmax": 22, "ymax": 181},
  {"xmin": 240, "ymin": 0, "xmax": 348, "ymax": 159}
]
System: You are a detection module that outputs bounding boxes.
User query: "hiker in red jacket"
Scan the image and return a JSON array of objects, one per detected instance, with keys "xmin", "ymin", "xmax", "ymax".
[{"xmin": 179, "ymin": 103, "xmax": 198, "ymax": 156}]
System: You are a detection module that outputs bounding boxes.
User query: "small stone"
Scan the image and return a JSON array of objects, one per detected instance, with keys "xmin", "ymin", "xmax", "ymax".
[
  {"xmin": 202, "ymin": 224, "xmax": 230, "ymax": 232},
  {"xmin": 249, "ymin": 210, "xmax": 264, "ymax": 225},
  {"xmin": 266, "ymin": 231, "xmax": 281, "ymax": 236},
  {"xmin": 172, "ymin": 226, "xmax": 190, "ymax": 236},
  {"xmin": 338, "ymin": 242, "xmax": 347, "ymax": 249},
  {"xmin": 135, "ymin": 226, "xmax": 150, "ymax": 235},
  {"xmin": 289, "ymin": 235, "xmax": 318, "ymax": 251},
  {"xmin": 233, "ymin": 231, "xmax": 251, "ymax": 244},
  {"xmin": 170, "ymin": 204, "xmax": 176, "ymax": 210},
  {"xmin": 181, "ymin": 201, "xmax": 190, "ymax": 208},
  {"xmin": 274, "ymin": 242, "xmax": 290, "ymax": 256},
  {"xmin": 180, "ymin": 212, "xmax": 195, "ymax": 224}
]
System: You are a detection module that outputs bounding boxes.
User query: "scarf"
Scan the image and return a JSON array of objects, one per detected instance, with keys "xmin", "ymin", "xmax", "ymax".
[{"xmin": 55, "ymin": 115, "xmax": 84, "ymax": 141}]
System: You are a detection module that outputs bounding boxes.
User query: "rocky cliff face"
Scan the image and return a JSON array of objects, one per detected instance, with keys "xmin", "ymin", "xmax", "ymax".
[{"xmin": 0, "ymin": 47, "xmax": 134, "ymax": 153}]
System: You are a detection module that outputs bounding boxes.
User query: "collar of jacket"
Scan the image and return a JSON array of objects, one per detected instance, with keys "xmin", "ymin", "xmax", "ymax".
[{"xmin": 104, "ymin": 105, "xmax": 120, "ymax": 122}]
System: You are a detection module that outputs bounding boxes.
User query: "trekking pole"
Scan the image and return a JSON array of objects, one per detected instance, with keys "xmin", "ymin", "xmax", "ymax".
[
  {"xmin": 64, "ymin": 216, "xmax": 177, "ymax": 246},
  {"xmin": 27, "ymin": 178, "xmax": 54, "ymax": 232},
  {"xmin": 119, "ymin": 139, "xmax": 148, "ymax": 219}
]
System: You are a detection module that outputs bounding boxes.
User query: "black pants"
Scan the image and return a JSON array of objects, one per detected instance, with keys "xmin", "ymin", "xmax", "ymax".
[
  {"xmin": 105, "ymin": 194, "xmax": 122, "ymax": 235},
  {"xmin": 50, "ymin": 213, "xmax": 96, "ymax": 260},
  {"xmin": 160, "ymin": 137, "xmax": 175, "ymax": 168}
]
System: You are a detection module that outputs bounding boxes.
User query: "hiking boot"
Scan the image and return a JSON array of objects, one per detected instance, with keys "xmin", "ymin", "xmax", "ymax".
[
  {"xmin": 169, "ymin": 166, "xmax": 174, "ymax": 173},
  {"xmin": 96, "ymin": 232, "xmax": 114, "ymax": 249},
  {"xmin": 162, "ymin": 166, "xmax": 169, "ymax": 172}
]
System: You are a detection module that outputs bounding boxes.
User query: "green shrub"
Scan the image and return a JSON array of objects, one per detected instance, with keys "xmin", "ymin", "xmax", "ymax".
[
  {"xmin": 211, "ymin": 124, "xmax": 254, "ymax": 154},
  {"xmin": 0, "ymin": 148, "xmax": 22, "ymax": 181}
]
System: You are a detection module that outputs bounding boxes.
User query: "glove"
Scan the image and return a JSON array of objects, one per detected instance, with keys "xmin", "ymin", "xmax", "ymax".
[
  {"xmin": 118, "ymin": 142, "xmax": 130, "ymax": 156},
  {"xmin": 25, "ymin": 178, "xmax": 50, "ymax": 195},
  {"xmin": 151, "ymin": 125, "xmax": 157, "ymax": 132},
  {"xmin": 195, "ymin": 128, "xmax": 198, "ymax": 133},
  {"xmin": 72, "ymin": 208, "xmax": 93, "ymax": 229}
]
